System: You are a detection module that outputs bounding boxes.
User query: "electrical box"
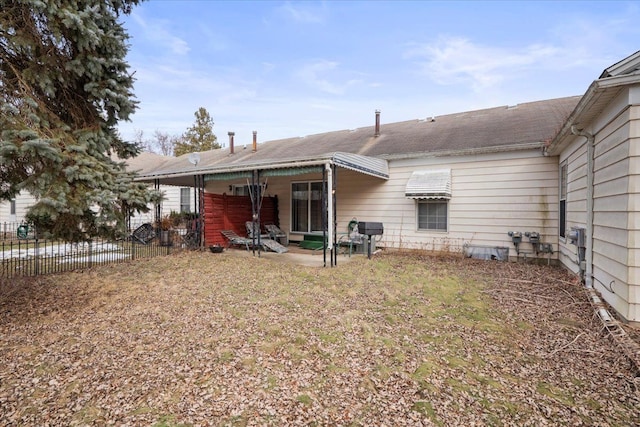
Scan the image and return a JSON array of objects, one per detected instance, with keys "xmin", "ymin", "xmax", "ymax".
[
  {"xmin": 568, "ymin": 226, "xmax": 586, "ymax": 247},
  {"xmin": 507, "ymin": 231, "xmax": 522, "ymax": 244},
  {"xmin": 358, "ymin": 222, "xmax": 384, "ymax": 236}
]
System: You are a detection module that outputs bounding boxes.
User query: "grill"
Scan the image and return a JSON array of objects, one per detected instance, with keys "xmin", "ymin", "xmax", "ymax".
[{"xmin": 358, "ymin": 222, "xmax": 383, "ymax": 259}]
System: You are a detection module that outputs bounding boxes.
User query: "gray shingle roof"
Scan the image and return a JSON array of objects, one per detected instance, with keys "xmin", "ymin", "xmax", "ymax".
[{"xmin": 129, "ymin": 96, "xmax": 580, "ymax": 179}]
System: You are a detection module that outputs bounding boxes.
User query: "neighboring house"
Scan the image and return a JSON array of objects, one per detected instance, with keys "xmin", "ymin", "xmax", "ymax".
[
  {"xmin": 129, "ymin": 51, "xmax": 640, "ymax": 323},
  {"xmin": 0, "ymin": 191, "xmax": 34, "ymax": 224},
  {"xmin": 0, "ymin": 191, "xmax": 36, "ymax": 238},
  {"xmin": 128, "ymin": 184, "xmax": 195, "ymax": 225},
  {"xmin": 0, "ymin": 186, "xmax": 193, "ymax": 229}
]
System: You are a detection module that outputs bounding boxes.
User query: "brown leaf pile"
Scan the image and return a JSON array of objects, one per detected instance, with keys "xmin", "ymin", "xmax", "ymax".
[{"xmin": 0, "ymin": 251, "xmax": 638, "ymax": 426}]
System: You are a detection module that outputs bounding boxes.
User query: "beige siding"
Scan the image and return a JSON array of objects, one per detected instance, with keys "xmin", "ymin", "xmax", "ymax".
[
  {"xmin": 559, "ymin": 89, "xmax": 639, "ymax": 322},
  {"xmin": 557, "ymin": 131, "xmax": 589, "ymax": 275},
  {"xmin": 628, "ymin": 102, "xmax": 640, "ymax": 320},
  {"xmin": 342, "ymin": 150, "xmax": 560, "ymax": 256},
  {"xmin": 201, "ymin": 154, "xmax": 559, "ymax": 257},
  {"xmin": 593, "ymin": 100, "xmax": 634, "ymax": 321}
]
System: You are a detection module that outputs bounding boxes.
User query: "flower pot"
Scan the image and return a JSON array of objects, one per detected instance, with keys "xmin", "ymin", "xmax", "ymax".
[
  {"xmin": 159, "ymin": 230, "xmax": 172, "ymax": 246},
  {"xmin": 209, "ymin": 245, "xmax": 224, "ymax": 253}
]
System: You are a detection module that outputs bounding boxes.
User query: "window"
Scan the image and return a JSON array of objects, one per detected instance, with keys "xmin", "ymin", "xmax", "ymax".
[
  {"xmin": 291, "ymin": 181, "xmax": 325, "ymax": 233},
  {"xmin": 10, "ymin": 199, "xmax": 16, "ymax": 215},
  {"xmin": 559, "ymin": 163, "xmax": 567, "ymax": 238},
  {"xmin": 232, "ymin": 185, "xmax": 248, "ymax": 196},
  {"xmin": 180, "ymin": 188, "xmax": 190, "ymax": 213},
  {"xmin": 418, "ymin": 200, "xmax": 448, "ymax": 231},
  {"xmin": 232, "ymin": 184, "xmax": 264, "ymax": 197}
]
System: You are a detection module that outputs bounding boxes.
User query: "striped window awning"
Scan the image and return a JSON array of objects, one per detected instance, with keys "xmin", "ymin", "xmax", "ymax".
[{"xmin": 405, "ymin": 169, "xmax": 452, "ymax": 199}]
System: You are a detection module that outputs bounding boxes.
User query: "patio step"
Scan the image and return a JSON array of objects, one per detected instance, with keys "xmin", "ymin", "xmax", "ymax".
[{"xmin": 299, "ymin": 234, "xmax": 326, "ymax": 250}]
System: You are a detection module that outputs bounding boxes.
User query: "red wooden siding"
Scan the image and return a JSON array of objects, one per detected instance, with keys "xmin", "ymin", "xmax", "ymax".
[{"xmin": 203, "ymin": 193, "xmax": 278, "ymax": 246}]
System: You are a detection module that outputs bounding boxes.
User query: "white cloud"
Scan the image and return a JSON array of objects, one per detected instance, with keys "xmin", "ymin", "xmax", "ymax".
[
  {"xmin": 294, "ymin": 60, "xmax": 363, "ymax": 95},
  {"xmin": 405, "ymin": 36, "xmax": 561, "ymax": 91},
  {"xmin": 278, "ymin": 2, "xmax": 326, "ymax": 24},
  {"xmin": 130, "ymin": 12, "xmax": 190, "ymax": 55}
]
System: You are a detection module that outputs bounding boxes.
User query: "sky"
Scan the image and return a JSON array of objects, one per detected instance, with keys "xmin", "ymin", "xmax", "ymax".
[{"xmin": 117, "ymin": 1, "xmax": 640, "ymax": 149}]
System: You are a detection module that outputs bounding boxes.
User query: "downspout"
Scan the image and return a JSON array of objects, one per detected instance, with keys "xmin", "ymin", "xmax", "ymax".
[
  {"xmin": 332, "ymin": 164, "xmax": 338, "ymax": 267},
  {"xmin": 571, "ymin": 126, "xmax": 612, "ymax": 322},
  {"xmin": 570, "ymin": 126, "xmax": 594, "ymax": 288}
]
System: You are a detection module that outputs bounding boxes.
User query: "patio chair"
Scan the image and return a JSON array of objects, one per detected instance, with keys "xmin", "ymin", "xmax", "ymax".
[
  {"xmin": 245, "ymin": 221, "xmax": 289, "ymax": 254},
  {"xmin": 220, "ymin": 229, "xmax": 253, "ymax": 250},
  {"xmin": 131, "ymin": 223, "xmax": 156, "ymax": 245},
  {"xmin": 264, "ymin": 223, "xmax": 288, "ymax": 246},
  {"xmin": 245, "ymin": 221, "xmax": 270, "ymax": 241},
  {"xmin": 338, "ymin": 218, "xmax": 365, "ymax": 257}
]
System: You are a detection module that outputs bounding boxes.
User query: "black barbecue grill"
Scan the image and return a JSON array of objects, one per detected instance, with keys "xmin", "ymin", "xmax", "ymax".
[{"xmin": 358, "ymin": 221, "xmax": 383, "ymax": 259}]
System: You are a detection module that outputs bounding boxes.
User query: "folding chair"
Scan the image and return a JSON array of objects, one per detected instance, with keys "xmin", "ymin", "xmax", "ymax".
[
  {"xmin": 245, "ymin": 221, "xmax": 288, "ymax": 254},
  {"xmin": 264, "ymin": 223, "xmax": 288, "ymax": 246},
  {"xmin": 245, "ymin": 221, "xmax": 269, "ymax": 240},
  {"xmin": 220, "ymin": 230, "xmax": 252, "ymax": 250},
  {"xmin": 131, "ymin": 223, "xmax": 156, "ymax": 244}
]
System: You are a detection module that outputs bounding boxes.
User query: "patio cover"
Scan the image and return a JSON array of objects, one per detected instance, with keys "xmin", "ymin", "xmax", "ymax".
[{"xmin": 134, "ymin": 151, "xmax": 388, "ymax": 186}]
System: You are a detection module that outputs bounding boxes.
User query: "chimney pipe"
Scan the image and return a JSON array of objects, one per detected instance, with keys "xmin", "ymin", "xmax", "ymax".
[
  {"xmin": 252, "ymin": 131, "xmax": 257, "ymax": 152},
  {"xmin": 228, "ymin": 132, "xmax": 235, "ymax": 154},
  {"xmin": 374, "ymin": 110, "xmax": 381, "ymax": 137}
]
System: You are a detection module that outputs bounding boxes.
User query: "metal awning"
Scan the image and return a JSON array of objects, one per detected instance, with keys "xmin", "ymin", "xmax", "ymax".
[
  {"xmin": 133, "ymin": 151, "xmax": 388, "ymax": 185},
  {"xmin": 405, "ymin": 169, "xmax": 451, "ymax": 199},
  {"xmin": 333, "ymin": 152, "xmax": 389, "ymax": 179}
]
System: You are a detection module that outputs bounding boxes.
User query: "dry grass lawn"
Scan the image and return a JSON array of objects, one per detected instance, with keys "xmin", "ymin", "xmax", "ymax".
[{"xmin": 0, "ymin": 251, "xmax": 638, "ymax": 426}]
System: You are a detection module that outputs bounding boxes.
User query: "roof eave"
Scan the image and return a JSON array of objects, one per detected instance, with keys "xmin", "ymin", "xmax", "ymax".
[{"xmin": 546, "ymin": 73, "xmax": 640, "ymax": 156}]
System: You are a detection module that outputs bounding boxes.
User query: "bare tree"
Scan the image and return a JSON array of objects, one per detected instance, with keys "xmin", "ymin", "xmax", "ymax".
[{"xmin": 152, "ymin": 130, "xmax": 177, "ymax": 156}]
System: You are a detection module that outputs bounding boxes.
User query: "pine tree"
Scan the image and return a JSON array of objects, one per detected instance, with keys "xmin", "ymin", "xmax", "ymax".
[
  {"xmin": 0, "ymin": 0, "xmax": 161, "ymax": 241},
  {"xmin": 174, "ymin": 107, "xmax": 220, "ymax": 156}
]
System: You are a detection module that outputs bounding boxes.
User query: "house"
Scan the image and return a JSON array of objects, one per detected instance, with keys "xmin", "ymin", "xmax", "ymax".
[
  {"xmin": 130, "ymin": 97, "xmax": 578, "ymax": 260},
  {"xmin": 0, "ymin": 185, "xmax": 194, "ymax": 233},
  {"xmin": 129, "ymin": 51, "xmax": 640, "ymax": 323},
  {"xmin": 3, "ymin": 51, "xmax": 637, "ymax": 322},
  {"xmin": 0, "ymin": 191, "xmax": 36, "ymax": 238}
]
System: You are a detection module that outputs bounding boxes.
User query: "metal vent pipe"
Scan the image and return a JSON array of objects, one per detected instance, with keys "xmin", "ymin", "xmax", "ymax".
[{"xmin": 228, "ymin": 132, "xmax": 235, "ymax": 154}]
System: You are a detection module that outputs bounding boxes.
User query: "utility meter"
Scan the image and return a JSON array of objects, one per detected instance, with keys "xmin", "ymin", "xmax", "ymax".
[
  {"xmin": 507, "ymin": 231, "xmax": 522, "ymax": 244},
  {"xmin": 525, "ymin": 231, "xmax": 540, "ymax": 244}
]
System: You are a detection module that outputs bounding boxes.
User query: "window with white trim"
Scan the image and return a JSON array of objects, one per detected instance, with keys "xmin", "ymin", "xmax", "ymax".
[
  {"xmin": 10, "ymin": 199, "xmax": 16, "ymax": 215},
  {"xmin": 291, "ymin": 181, "xmax": 324, "ymax": 233},
  {"xmin": 180, "ymin": 188, "xmax": 190, "ymax": 213},
  {"xmin": 417, "ymin": 200, "xmax": 448, "ymax": 231}
]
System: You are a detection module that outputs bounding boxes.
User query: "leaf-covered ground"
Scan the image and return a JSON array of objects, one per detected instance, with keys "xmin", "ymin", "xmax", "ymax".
[{"xmin": 0, "ymin": 251, "xmax": 638, "ymax": 426}]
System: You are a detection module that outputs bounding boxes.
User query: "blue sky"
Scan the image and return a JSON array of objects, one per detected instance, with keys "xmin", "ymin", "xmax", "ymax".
[{"xmin": 118, "ymin": 1, "xmax": 640, "ymax": 148}]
